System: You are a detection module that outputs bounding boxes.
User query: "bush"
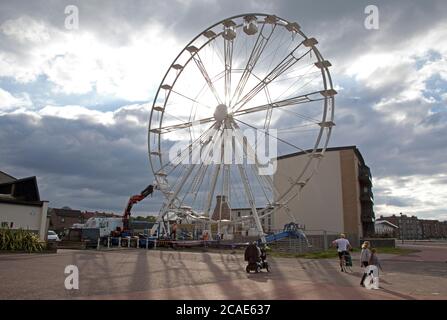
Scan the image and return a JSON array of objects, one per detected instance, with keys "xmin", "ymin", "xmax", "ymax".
[{"xmin": 0, "ymin": 227, "xmax": 44, "ymax": 252}]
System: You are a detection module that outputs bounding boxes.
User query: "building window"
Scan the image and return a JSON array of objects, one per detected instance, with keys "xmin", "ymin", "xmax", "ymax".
[
  {"xmin": 61, "ymin": 217, "xmax": 65, "ymax": 223},
  {"xmin": 237, "ymin": 212, "xmax": 241, "ymax": 217}
]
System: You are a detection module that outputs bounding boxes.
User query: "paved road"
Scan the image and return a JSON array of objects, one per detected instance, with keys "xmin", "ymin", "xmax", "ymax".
[{"xmin": 0, "ymin": 243, "xmax": 445, "ymax": 300}]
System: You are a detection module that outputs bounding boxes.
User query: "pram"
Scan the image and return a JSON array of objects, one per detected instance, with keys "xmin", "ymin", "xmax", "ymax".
[
  {"xmin": 259, "ymin": 248, "xmax": 271, "ymax": 272},
  {"xmin": 364, "ymin": 265, "xmax": 380, "ymax": 289},
  {"xmin": 342, "ymin": 251, "xmax": 353, "ymax": 272}
]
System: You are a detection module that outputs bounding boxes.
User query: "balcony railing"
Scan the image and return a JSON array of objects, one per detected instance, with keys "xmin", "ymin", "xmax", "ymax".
[
  {"xmin": 358, "ymin": 166, "xmax": 372, "ymax": 185},
  {"xmin": 361, "ymin": 213, "xmax": 375, "ymax": 222},
  {"xmin": 360, "ymin": 192, "xmax": 374, "ymax": 203}
]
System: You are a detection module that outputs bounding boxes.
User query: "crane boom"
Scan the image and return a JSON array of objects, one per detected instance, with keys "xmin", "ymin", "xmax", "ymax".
[{"xmin": 122, "ymin": 184, "xmax": 154, "ymax": 231}]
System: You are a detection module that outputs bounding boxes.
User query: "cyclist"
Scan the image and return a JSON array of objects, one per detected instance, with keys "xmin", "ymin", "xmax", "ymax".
[{"xmin": 332, "ymin": 233, "xmax": 352, "ymax": 272}]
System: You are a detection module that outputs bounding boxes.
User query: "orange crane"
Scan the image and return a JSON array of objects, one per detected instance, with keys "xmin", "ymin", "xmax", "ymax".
[{"xmin": 122, "ymin": 184, "xmax": 154, "ymax": 232}]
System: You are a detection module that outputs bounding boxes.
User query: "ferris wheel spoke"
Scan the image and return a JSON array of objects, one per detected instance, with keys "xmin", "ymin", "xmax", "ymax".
[
  {"xmin": 249, "ymin": 164, "xmax": 272, "ymax": 204},
  {"xmin": 230, "ymin": 22, "xmax": 276, "ymax": 107},
  {"xmin": 231, "ymin": 120, "xmax": 281, "ymax": 200},
  {"xmin": 233, "ymin": 117, "xmax": 309, "ymax": 154},
  {"xmin": 180, "ymin": 165, "xmax": 202, "ymax": 208},
  {"xmin": 224, "ymin": 36, "xmax": 233, "ymax": 106},
  {"xmin": 232, "ymin": 90, "xmax": 326, "ymax": 119},
  {"xmin": 274, "ymin": 106, "xmax": 323, "ymax": 124},
  {"xmin": 192, "ymin": 165, "xmax": 212, "ymax": 209},
  {"xmin": 252, "ymin": 163, "xmax": 280, "ymax": 202},
  {"xmin": 189, "ymin": 126, "xmax": 225, "ymax": 209},
  {"xmin": 189, "ymin": 51, "xmax": 223, "ymax": 105},
  {"xmin": 161, "ymin": 123, "xmax": 217, "ymax": 174},
  {"xmin": 170, "ymin": 89, "xmax": 214, "ymax": 109},
  {"xmin": 157, "ymin": 91, "xmax": 326, "ymax": 135},
  {"xmin": 164, "ymin": 123, "xmax": 222, "ymax": 212},
  {"xmin": 156, "ymin": 116, "xmax": 215, "ymax": 134},
  {"xmin": 232, "ymin": 44, "xmax": 313, "ymax": 112},
  {"xmin": 263, "ymin": 86, "xmax": 273, "ymax": 130}
]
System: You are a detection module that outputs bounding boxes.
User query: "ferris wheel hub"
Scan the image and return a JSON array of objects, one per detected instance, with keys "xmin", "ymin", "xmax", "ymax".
[{"xmin": 213, "ymin": 104, "xmax": 229, "ymax": 122}]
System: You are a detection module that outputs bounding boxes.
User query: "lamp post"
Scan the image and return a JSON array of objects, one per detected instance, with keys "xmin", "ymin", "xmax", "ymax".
[
  {"xmin": 401, "ymin": 225, "xmax": 404, "ymax": 244},
  {"xmin": 400, "ymin": 213, "xmax": 404, "ymax": 244}
]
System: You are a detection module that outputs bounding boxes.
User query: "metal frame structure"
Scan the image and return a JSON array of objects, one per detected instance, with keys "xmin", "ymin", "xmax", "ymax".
[{"xmin": 148, "ymin": 13, "xmax": 336, "ymax": 242}]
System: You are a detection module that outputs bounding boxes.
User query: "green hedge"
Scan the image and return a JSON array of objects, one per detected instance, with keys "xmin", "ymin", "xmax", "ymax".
[{"xmin": 0, "ymin": 227, "xmax": 44, "ymax": 252}]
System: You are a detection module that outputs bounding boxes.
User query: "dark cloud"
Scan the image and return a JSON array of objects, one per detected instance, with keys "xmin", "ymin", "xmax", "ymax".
[
  {"xmin": 0, "ymin": 107, "xmax": 162, "ymax": 214},
  {"xmin": 1, "ymin": 0, "xmax": 447, "ymax": 219},
  {"xmin": 381, "ymin": 196, "xmax": 415, "ymax": 208}
]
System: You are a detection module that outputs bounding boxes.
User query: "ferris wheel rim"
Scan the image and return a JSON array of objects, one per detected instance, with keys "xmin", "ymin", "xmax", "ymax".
[{"xmin": 147, "ymin": 13, "xmax": 336, "ymax": 230}]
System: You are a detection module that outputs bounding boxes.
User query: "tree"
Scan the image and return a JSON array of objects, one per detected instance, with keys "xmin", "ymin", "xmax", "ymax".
[
  {"xmin": 146, "ymin": 216, "xmax": 156, "ymax": 223},
  {"xmin": 131, "ymin": 215, "xmax": 157, "ymax": 222}
]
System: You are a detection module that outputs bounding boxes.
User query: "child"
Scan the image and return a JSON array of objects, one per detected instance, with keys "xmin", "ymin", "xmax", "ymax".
[
  {"xmin": 363, "ymin": 248, "xmax": 383, "ymax": 290},
  {"xmin": 369, "ymin": 248, "xmax": 383, "ymax": 274}
]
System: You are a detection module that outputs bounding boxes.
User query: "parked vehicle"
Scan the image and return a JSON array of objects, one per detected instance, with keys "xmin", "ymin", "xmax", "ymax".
[
  {"xmin": 47, "ymin": 230, "xmax": 60, "ymax": 242},
  {"xmin": 82, "ymin": 217, "xmax": 123, "ymax": 238},
  {"xmin": 61, "ymin": 227, "xmax": 100, "ymax": 248}
]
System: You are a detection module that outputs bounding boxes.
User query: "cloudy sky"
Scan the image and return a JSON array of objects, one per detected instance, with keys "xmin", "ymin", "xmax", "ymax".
[{"xmin": 0, "ymin": 0, "xmax": 446, "ymax": 220}]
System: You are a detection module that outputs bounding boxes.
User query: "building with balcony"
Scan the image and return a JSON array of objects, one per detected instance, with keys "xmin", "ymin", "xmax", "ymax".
[{"xmin": 273, "ymin": 146, "xmax": 375, "ymax": 245}]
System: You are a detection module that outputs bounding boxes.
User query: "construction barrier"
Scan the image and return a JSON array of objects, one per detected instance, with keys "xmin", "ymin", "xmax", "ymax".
[{"xmin": 95, "ymin": 237, "xmax": 242, "ymax": 251}]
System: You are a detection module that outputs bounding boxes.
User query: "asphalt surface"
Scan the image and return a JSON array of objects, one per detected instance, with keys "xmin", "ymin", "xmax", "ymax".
[{"xmin": 0, "ymin": 242, "xmax": 446, "ymax": 300}]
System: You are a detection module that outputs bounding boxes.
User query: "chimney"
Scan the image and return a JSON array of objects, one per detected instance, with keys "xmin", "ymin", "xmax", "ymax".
[{"xmin": 211, "ymin": 195, "xmax": 231, "ymax": 221}]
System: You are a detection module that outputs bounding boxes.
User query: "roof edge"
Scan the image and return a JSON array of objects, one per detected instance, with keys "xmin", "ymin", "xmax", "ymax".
[
  {"xmin": 277, "ymin": 145, "xmax": 367, "ymax": 166},
  {"xmin": 0, "ymin": 197, "xmax": 45, "ymax": 207},
  {"xmin": 0, "ymin": 171, "xmax": 17, "ymax": 181}
]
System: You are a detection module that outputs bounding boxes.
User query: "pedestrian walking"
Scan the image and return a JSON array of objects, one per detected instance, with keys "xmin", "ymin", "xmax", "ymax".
[
  {"xmin": 332, "ymin": 233, "xmax": 352, "ymax": 272},
  {"xmin": 171, "ymin": 222, "xmax": 177, "ymax": 240},
  {"xmin": 360, "ymin": 241, "xmax": 371, "ymax": 286}
]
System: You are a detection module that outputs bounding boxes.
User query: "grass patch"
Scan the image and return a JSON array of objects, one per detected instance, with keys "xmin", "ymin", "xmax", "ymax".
[
  {"xmin": 268, "ymin": 247, "xmax": 420, "ymax": 259},
  {"xmin": 373, "ymin": 247, "xmax": 420, "ymax": 255},
  {"xmin": 268, "ymin": 250, "xmax": 339, "ymax": 259}
]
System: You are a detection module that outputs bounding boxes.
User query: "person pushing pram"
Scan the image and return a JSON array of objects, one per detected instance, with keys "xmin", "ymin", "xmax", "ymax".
[{"xmin": 244, "ymin": 241, "xmax": 270, "ymax": 273}]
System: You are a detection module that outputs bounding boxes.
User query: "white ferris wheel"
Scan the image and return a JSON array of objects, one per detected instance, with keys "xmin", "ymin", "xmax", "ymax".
[{"xmin": 148, "ymin": 13, "xmax": 336, "ymax": 242}]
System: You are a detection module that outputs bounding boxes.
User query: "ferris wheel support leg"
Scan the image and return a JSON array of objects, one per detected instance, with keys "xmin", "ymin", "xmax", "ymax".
[
  {"xmin": 154, "ymin": 209, "xmax": 170, "ymax": 239},
  {"xmin": 203, "ymin": 126, "xmax": 225, "ymax": 220},
  {"xmin": 237, "ymin": 164, "xmax": 266, "ymax": 244}
]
